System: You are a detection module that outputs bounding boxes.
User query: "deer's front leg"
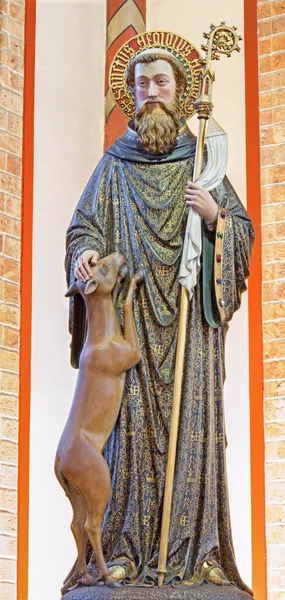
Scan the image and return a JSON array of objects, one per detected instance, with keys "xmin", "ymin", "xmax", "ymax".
[{"xmin": 123, "ymin": 270, "xmax": 143, "ymax": 361}]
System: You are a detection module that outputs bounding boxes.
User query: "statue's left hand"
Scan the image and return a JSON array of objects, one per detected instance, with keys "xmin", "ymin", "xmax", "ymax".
[{"xmin": 185, "ymin": 182, "xmax": 218, "ymax": 223}]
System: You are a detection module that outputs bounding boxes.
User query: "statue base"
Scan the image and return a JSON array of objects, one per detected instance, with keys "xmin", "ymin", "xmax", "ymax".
[{"xmin": 63, "ymin": 584, "xmax": 253, "ymax": 600}]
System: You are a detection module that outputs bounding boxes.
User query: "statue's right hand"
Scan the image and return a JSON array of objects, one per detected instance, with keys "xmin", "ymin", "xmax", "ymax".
[{"xmin": 74, "ymin": 250, "xmax": 100, "ymax": 282}]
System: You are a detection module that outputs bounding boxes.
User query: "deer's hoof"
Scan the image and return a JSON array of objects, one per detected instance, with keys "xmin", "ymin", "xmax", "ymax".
[{"xmin": 80, "ymin": 572, "xmax": 95, "ymax": 587}]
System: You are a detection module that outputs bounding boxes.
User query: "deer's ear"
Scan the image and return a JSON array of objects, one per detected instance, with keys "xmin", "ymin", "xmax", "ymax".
[
  {"xmin": 84, "ymin": 278, "xmax": 98, "ymax": 295},
  {"xmin": 65, "ymin": 282, "xmax": 79, "ymax": 298}
]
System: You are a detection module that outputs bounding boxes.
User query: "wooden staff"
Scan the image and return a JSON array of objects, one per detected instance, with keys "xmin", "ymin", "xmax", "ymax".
[{"xmin": 157, "ymin": 23, "xmax": 242, "ymax": 588}]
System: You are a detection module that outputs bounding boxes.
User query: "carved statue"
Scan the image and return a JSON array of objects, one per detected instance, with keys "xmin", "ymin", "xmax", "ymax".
[
  {"xmin": 63, "ymin": 28, "xmax": 255, "ymax": 599},
  {"xmin": 55, "ymin": 252, "xmax": 142, "ymax": 592}
]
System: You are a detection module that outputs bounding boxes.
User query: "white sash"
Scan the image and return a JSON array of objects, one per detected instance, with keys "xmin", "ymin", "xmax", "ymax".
[{"xmin": 178, "ymin": 116, "xmax": 228, "ymax": 299}]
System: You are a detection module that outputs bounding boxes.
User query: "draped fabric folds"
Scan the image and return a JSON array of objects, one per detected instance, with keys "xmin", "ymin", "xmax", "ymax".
[{"xmin": 65, "ymin": 124, "xmax": 254, "ymax": 593}]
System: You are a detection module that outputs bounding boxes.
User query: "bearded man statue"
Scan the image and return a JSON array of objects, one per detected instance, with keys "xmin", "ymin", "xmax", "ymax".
[{"xmin": 65, "ymin": 33, "xmax": 255, "ymax": 598}]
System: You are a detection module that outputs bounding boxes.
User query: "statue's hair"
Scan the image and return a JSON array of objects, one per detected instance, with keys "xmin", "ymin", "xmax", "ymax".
[{"xmin": 125, "ymin": 51, "xmax": 187, "ymax": 91}]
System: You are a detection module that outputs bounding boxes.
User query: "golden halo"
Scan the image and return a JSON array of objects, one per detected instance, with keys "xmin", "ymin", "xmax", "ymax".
[{"xmin": 109, "ymin": 31, "xmax": 204, "ymax": 121}]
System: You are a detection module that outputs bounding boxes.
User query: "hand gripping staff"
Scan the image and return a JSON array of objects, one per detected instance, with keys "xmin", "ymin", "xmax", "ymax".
[{"xmin": 157, "ymin": 22, "xmax": 242, "ymax": 588}]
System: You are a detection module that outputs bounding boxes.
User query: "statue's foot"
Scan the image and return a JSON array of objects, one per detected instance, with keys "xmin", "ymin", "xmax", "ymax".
[{"xmin": 200, "ymin": 560, "xmax": 230, "ymax": 586}]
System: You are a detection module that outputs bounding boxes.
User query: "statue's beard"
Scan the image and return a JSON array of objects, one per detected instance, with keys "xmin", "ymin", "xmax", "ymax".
[{"xmin": 134, "ymin": 93, "xmax": 181, "ymax": 155}]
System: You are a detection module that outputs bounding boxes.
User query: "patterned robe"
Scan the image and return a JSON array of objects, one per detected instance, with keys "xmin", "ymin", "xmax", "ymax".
[{"xmin": 65, "ymin": 122, "xmax": 254, "ymax": 592}]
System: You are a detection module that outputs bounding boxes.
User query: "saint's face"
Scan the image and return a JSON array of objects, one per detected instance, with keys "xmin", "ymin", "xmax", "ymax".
[{"xmin": 134, "ymin": 59, "xmax": 176, "ymax": 108}]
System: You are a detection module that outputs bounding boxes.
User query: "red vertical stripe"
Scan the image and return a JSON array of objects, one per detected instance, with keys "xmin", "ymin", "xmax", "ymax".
[
  {"xmin": 17, "ymin": 1, "xmax": 36, "ymax": 599},
  {"xmin": 104, "ymin": 0, "xmax": 146, "ymax": 149},
  {"xmin": 244, "ymin": 1, "xmax": 267, "ymax": 598}
]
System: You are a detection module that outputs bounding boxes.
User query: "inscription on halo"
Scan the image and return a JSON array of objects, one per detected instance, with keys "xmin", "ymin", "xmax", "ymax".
[{"xmin": 109, "ymin": 31, "xmax": 204, "ymax": 120}]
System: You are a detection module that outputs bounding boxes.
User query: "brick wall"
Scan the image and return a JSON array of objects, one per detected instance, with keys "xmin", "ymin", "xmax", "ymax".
[
  {"xmin": 0, "ymin": 0, "xmax": 24, "ymax": 598},
  {"xmin": 258, "ymin": 1, "xmax": 285, "ymax": 598}
]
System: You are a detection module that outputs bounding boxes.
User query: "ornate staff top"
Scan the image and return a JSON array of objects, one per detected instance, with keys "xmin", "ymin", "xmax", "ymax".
[{"xmin": 196, "ymin": 22, "xmax": 243, "ymax": 119}]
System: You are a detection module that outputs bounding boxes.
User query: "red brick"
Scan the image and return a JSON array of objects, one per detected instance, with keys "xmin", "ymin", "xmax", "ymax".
[
  {"xmin": 266, "ymin": 462, "xmax": 285, "ymax": 482},
  {"xmin": 262, "ymin": 242, "xmax": 285, "ymax": 262},
  {"xmin": 0, "ymin": 214, "xmax": 20, "ymax": 237},
  {"xmin": 0, "ymin": 172, "xmax": 21, "ymax": 197},
  {"xmin": 0, "ymin": 348, "xmax": 19, "ymax": 372},
  {"xmin": 259, "ymin": 20, "xmax": 274, "ymax": 38},
  {"xmin": 263, "ymin": 301, "xmax": 285, "ymax": 321},
  {"xmin": 0, "ymin": 149, "xmax": 7, "ymax": 171},
  {"xmin": 0, "ymin": 32, "xmax": 8, "ymax": 49},
  {"xmin": 0, "ymin": 303, "xmax": 19, "ymax": 327},
  {"xmin": 263, "ymin": 280, "xmax": 285, "ymax": 303},
  {"xmin": 260, "ymin": 105, "xmax": 285, "ymax": 127},
  {"xmin": 262, "ymin": 223, "xmax": 285, "ymax": 244},
  {"xmin": 10, "ymin": 2, "xmax": 24, "ymax": 22},
  {"xmin": 260, "ymin": 123, "xmax": 285, "ymax": 145},
  {"xmin": 0, "ymin": 463, "xmax": 17, "ymax": 488},
  {"xmin": 2, "ymin": 417, "xmax": 18, "ymax": 441},
  {"xmin": 262, "ymin": 185, "xmax": 285, "ymax": 205},
  {"xmin": 258, "ymin": 1, "xmax": 285, "ymax": 20},
  {"xmin": 266, "ymin": 439, "xmax": 285, "ymax": 459},
  {"xmin": 260, "ymin": 144, "xmax": 285, "ymax": 167},
  {"xmin": 262, "ymin": 259, "xmax": 285, "ymax": 280},
  {"xmin": 0, "ymin": 257, "xmax": 19, "ymax": 283},
  {"xmin": 0, "ymin": 50, "xmax": 23, "ymax": 75},
  {"xmin": 0, "ymin": 557, "xmax": 16, "ymax": 581},
  {"xmin": 5, "ymin": 196, "xmax": 21, "ymax": 218},
  {"xmin": 259, "ymin": 88, "xmax": 285, "ymax": 109},
  {"xmin": 261, "ymin": 165, "xmax": 285, "ymax": 185},
  {"xmin": 4, "ymin": 237, "xmax": 20, "ymax": 260},
  {"xmin": 265, "ymin": 379, "xmax": 285, "ymax": 398},
  {"xmin": 263, "ymin": 319, "xmax": 285, "ymax": 340},
  {"xmin": 0, "ymin": 87, "xmax": 23, "ymax": 114},
  {"xmin": 264, "ymin": 359, "xmax": 285, "ymax": 380},
  {"xmin": 0, "ymin": 16, "xmax": 24, "ymax": 39},
  {"xmin": 265, "ymin": 396, "xmax": 285, "ymax": 420},
  {"xmin": 0, "ymin": 511, "xmax": 17, "ymax": 533},
  {"xmin": 268, "ymin": 569, "xmax": 285, "ymax": 590},
  {"xmin": 7, "ymin": 112, "xmax": 22, "ymax": 138},
  {"xmin": 0, "ymin": 0, "xmax": 9, "ymax": 16},
  {"xmin": 7, "ymin": 154, "xmax": 21, "ymax": 177},
  {"xmin": 0, "ymin": 533, "xmax": 16, "ymax": 557},
  {"xmin": 259, "ymin": 35, "xmax": 285, "ymax": 56},
  {"xmin": 0, "ymin": 107, "xmax": 7, "ymax": 129},
  {"xmin": 10, "ymin": 71, "xmax": 23, "ymax": 94},
  {"xmin": 0, "ymin": 193, "xmax": 5, "ymax": 212},
  {"xmin": 9, "ymin": 36, "xmax": 23, "ymax": 57},
  {"xmin": 266, "ymin": 480, "xmax": 285, "ymax": 504},
  {"xmin": 260, "ymin": 15, "xmax": 285, "ymax": 38},
  {"xmin": 0, "ymin": 130, "xmax": 22, "ymax": 155},
  {"xmin": 0, "ymin": 393, "xmax": 18, "ymax": 416},
  {"xmin": 0, "ymin": 440, "xmax": 17, "ymax": 464},
  {"xmin": 1, "ymin": 371, "xmax": 19, "ymax": 394},
  {"xmin": 3, "ymin": 326, "xmax": 19, "ymax": 349},
  {"xmin": 264, "ymin": 339, "xmax": 285, "ymax": 360}
]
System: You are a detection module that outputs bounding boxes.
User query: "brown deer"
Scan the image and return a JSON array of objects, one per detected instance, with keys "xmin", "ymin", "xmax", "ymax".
[{"xmin": 54, "ymin": 251, "xmax": 142, "ymax": 592}]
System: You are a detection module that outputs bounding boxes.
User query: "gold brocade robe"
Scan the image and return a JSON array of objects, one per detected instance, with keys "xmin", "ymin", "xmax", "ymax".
[{"xmin": 65, "ymin": 125, "xmax": 254, "ymax": 592}]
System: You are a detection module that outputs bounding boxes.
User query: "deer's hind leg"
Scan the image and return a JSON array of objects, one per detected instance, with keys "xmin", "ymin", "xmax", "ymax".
[
  {"xmin": 74, "ymin": 447, "xmax": 120, "ymax": 588},
  {"xmin": 61, "ymin": 482, "xmax": 94, "ymax": 594}
]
